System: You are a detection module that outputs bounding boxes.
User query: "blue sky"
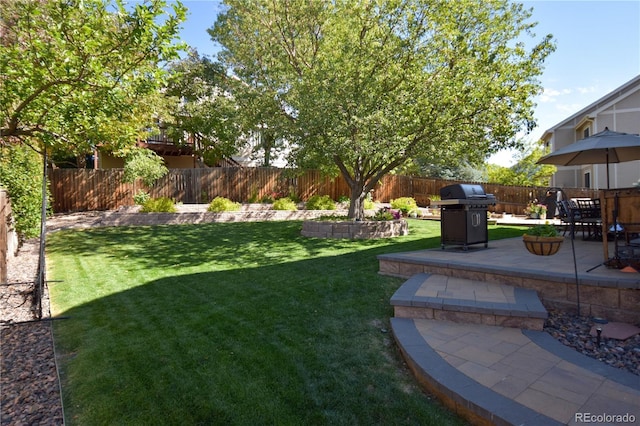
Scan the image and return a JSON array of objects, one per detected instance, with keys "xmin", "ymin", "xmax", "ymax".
[{"xmin": 174, "ymin": 0, "xmax": 640, "ymax": 166}]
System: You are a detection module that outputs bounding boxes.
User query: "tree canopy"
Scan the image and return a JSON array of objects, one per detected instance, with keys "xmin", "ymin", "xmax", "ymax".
[
  {"xmin": 486, "ymin": 142, "xmax": 556, "ymax": 186},
  {"xmin": 211, "ymin": 0, "xmax": 555, "ymax": 218},
  {"xmin": 162, "ymin": 50, "xmax": 241, "ymax": 166},
  {"xmin": 0, "ymin": 0, "xmax": 186, "ymax": 156}
]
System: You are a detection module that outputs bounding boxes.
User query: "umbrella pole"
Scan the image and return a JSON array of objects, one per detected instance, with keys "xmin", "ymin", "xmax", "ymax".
[
  {"xmin": 613, "ymin": 192, "xmax": 620, "ymax": 261},
  {"xmin": 606, "ymin": 149, "xmax": 610, "ymax": 189},
  {"xmin": 570, "ymin": 213, "xmax": 580, "ymax": 316},
  {"xmin": 551, "ymin": 187, "xmax": 581, "ymax": 316}
]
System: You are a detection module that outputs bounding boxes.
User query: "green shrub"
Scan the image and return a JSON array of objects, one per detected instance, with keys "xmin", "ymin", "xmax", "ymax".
[
  {"xmin": 305, "ymin": 195, "xmax": 336, "ymax": 210},
  {"xmin": 364, "ymin": 199, "xmax": 375, "ymax": 210},
  {"xmin": 0, "ymin": 144, "xmax": 48, "ymax": 239},
  {"xmin": 272, "ymin": 197, "xmax": 298, "ymax": 211},
  {"xmin": 122, "ymin": 148, "xmax": 168, "ymax": 187},
  {"xmin": 260, "ymin": 191, "xmax": 283, "ymax": 203},
  {"xmin": 247, "ymin": 187, "xmax": 259, "ymax": 203},
  {"xmin": 208, "ymin": 196, "xmax": 241, "ymax": 212},
  {"xmin": 390, "ymin": 197, "xmax": 418, "ymax": 216},
  {"xmin": 133, "ymin": 190, "xmax": 151, "ymax": 205},
  {"xmin": 372, "ymin": 209, "xmax": 394, "ymax": 221},
  {"xmin": 140, "ymin": 197, "xmax": 177, "ymax": 213}
]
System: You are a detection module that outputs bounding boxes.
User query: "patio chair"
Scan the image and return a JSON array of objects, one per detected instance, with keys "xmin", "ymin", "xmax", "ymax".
[
  {"xmin": 558, "ymin": 200, "xmax": 583, "ymax": 237},
  {"xmin": 575, "ymin": 198, "xmax": 602, "ymax": 240}
]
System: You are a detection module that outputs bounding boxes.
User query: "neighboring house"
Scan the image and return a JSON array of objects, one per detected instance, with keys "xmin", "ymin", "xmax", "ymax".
[
  {"xmin": 97, "ymin": 127, "xmax": 241, "ymax": 169},
  {"xmin": 231, "ymin": 130, "xmax": 290, "ymax": 168},
  {"xmin": 541, "ymin": 74, "xmax": 640, "ymax": 189}
]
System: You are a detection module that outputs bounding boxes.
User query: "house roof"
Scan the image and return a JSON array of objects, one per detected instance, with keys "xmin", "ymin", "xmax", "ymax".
[{"xmin": 540, "ymin": 74, "xmax": 640, "ymax": 141}]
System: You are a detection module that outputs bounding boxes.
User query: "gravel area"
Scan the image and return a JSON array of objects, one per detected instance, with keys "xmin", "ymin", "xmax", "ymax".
[
  {"xmin": 1, "ymin": 213, "xmax": 638, "ymax": 425},
  {"xmin": 544, "ymin": 310, "xmax": 640, "ymax": 376},
  {"xmin": 1, "ymin": 239, "xmax": 64, "ymax": 426}
]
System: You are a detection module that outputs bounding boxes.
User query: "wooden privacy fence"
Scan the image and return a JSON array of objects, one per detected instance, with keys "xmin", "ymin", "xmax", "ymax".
[{"xmin": 47, "ymin": 168, "xmax": 598, "ymax": 214}]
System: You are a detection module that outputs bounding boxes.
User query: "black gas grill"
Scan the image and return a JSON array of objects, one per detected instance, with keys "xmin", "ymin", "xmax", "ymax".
[{"xmin": 436, "ymin": 184, "xmax": 496, "ymax": 250}]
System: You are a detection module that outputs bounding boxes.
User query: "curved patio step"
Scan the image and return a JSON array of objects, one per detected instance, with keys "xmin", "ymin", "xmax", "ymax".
[
  {"xmin": 391, "ymin": 317, "xmax": 640, "ymax": 425},
  {"xmin": 390, "ymin": 273, "xmax": 547, "ymax": 330}
]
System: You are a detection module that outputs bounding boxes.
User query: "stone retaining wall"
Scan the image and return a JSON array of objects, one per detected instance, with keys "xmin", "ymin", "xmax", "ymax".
[
  {"xmin": 378, "ymin": 258, "xmax": 640, "ymax": 324},
  {"xmin": 301, "ymin": 220, "xmax": 408, "ymax": 239}
]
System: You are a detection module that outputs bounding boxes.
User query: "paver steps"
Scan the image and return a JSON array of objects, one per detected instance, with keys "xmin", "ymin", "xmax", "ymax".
[
  {"xmin": 390, "ymin": 273, "xmax": 548, "ymax": 331},
  {"xmin": 389, "ymin": 273, "xmax": 640, "ymax": 425}
]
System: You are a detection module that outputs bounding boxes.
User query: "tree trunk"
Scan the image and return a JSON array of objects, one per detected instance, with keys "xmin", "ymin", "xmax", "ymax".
[
  {"xmin": 262, "ymin": 131, "xmax": 274, "ymax": 167},
  {"xmin": 347, "ymin": 185, "xmax": 368, "ymax": 220}
]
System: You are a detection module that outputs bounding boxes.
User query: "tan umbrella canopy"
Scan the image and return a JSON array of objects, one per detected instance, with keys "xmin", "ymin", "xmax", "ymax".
[{"xmin": 537, "ymin": 127, "xmax": 640, "ymax": 188}]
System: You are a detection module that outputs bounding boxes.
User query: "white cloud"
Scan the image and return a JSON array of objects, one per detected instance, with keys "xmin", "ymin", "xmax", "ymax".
[
  {"xmin": 577, "ymin": 86, "xmax": 598, "ymax": 94},
  {"xmin": 538, "ymin": 87, "xmax": 571, "ymax": 103}
]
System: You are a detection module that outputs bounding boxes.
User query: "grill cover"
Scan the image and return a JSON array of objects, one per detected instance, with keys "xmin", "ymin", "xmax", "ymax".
[{"xmin": 440, "ymin": 184, "xmax": 487, "ymax": 200}]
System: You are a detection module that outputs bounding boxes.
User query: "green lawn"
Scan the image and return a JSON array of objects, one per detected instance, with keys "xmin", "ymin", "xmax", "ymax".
[{"xmin": 48, "ymin": 220, "xmax": 523, "ymax": 425}]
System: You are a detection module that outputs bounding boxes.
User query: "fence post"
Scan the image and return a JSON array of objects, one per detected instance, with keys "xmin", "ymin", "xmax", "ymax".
[
  {"xmin": 0, "ymin": 189, "xmax": 7, "ymax": 284},
  {"xmin": 1, "ymin": 189, "xmax": 19, "ymax": 284}
]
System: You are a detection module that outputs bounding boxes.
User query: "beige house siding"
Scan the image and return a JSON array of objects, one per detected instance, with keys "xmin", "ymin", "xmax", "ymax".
[
  {"xmin": 99, "ymin": 153, "xmax": 125, "ymax": 169},
  {"xmin": 163, "ymin": 155, "xmax": 196, "ymax": 168},
  {"xmin": 98, "ymin": 151, "xmax": 196, "ymax": 169},
  {"xmin": 541, "ymin": 75, "xmax": 640, "ymax": 189}
]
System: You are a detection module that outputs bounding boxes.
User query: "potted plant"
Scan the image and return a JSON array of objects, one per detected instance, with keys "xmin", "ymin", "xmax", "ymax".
[
  {"xmin": 522, "ymin": 223, "xmax": 564, "ymax": 256},
  {"xmin": 525, "ymin": 203, "xmax": 547, "ymax": 219}
]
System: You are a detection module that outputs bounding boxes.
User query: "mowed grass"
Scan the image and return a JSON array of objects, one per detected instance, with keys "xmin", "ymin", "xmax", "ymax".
[{"xmin": 48, "ymin": 219, "xmax": 524, "ymax": 425}]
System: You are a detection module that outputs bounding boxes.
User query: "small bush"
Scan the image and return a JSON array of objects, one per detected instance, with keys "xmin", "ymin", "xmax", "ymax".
[
  {"xmin": 133, "ymin": 190, "xmax": 151, "ymax": 206},
  {"xmin": 140, "ymin": 197, "xmax": 177, "ymax": 213},
  {"xmin": 305, "ymin": 195, "xmax": 336, "ymax": 210},
  {"xmin": 247, "ymin": 189, "xmax": 259, "ymax": 203},
  {"xmin": 390, "ymin": 197, "xmax": 418, "ymax": 216},
  {"xmin": 208, "ymin": 196, "xmax": 241, "ymax": 212},
  {"xmin": 260, "ymin": 191, "xmax": 283, "ymax": 203},
  {"xmin": 272, "ymin": 197, "xmax": 298, "ymax": 211},
  {"xmin": 364, "ymin": 199, "xmax": 375, "ymax": 210},
  {"xmin": 123, "ymin": 148, "xmax": 168, "ymax": 187},
  {"xmin": 373, "ymin": 207, "xmax": 401, "ymax": 221}
]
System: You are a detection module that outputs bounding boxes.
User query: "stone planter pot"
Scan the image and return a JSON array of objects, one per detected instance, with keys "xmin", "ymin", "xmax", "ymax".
[{"xmin": 522, "ymin": 235, "xmax": 564, "ymax": 256}]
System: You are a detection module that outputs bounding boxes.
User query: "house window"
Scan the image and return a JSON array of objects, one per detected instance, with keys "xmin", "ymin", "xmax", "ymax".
[
  {"xmin": 575, "ymin": 116, "xmax": 593, "ymax": 140},
  {"xmin": 584, "ymin": 172, "xmax": 591, "ymax": 188}
]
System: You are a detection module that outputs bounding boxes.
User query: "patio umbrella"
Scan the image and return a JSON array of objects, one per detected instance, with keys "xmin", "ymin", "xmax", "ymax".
[{"xmin": 537, "ymin": 127, "xmax": 640, "ymax": 189}]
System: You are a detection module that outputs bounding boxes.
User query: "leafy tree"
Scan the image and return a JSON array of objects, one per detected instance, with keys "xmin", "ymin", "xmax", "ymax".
[
  {"xmin": 398, "ymin": 158, "xmax": 485, "ymax": 181},
  {"xmin": 164, "ymin": 50, "xmax": 292, "ymax": 167},
  {"xmin": 0, "ymin": 0, "xmax": 185, "ymax": 315},
  {"xmin": 211, "ymin": 0, "xmax": 555, "ymax": 219},
  {"xmin": 486, "ymin": 142, "xmax": 556, "ymax": 186},
  {"xmin": 0, "ymin": 0, "xmax": 186, "ymax": 157},
  {"xmin": 162, "ymin": 50, "xmax": 241, "ymax": 166},
  {"xmin": 1, "ymin": 0, "xmax": 184, "ymax": 220},
  {"xmin": 122, "ymin": 147, "xmax": 168, "ymax": 187}
]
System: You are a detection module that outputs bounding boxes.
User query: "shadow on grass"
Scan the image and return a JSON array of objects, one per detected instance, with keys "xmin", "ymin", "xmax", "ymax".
[
  {"xmin": 48, "ymin": 220, "xmax": 524, "ymax": 424},
  {"xmin": 47, "ymin": 220, "xmax": 525, "ymax": 272},
  {"xmin": 47, "ymin": 220, "xmax": 436, "ymax": 270},
  {"xmin": 50, "ymin": 244, "xmax": 465, "ymax": 424}
]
